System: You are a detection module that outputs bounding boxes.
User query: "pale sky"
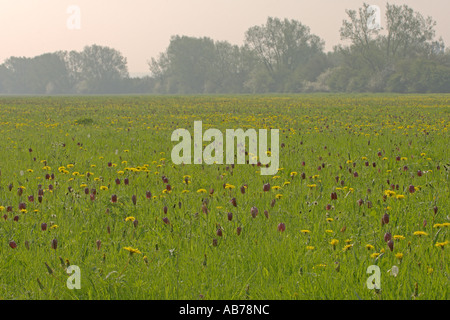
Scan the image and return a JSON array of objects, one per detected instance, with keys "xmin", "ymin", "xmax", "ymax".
[{"xmin": 0, "ymin": 0, "xmax": 449, "ymax": 75}]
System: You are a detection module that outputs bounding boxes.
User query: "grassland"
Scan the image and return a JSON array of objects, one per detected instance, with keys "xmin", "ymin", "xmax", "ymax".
[{"xmin": 0, "ymin": 94, "xmax": 448, "ymax": 300}]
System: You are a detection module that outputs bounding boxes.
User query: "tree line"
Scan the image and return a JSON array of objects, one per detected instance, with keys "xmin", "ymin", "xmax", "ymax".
[{"xmin": 1, "ymin": 2, "xmax": 449, "ymax": 95}]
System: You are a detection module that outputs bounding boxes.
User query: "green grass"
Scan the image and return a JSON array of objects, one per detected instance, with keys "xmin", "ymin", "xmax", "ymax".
[{"xmin": 0, "ymin": 94, "xmax": 448, "ymax": 300}]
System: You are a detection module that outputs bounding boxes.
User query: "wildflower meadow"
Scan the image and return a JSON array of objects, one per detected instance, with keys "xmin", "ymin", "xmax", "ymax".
[{"xmin": 0, "ymin": 94, "xmax": 448, "ymax": 300}]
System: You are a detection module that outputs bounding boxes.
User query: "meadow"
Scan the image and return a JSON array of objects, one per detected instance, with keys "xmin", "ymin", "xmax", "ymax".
[{"xmin": 0, "ymin": 94, "xmax": 448, "ymax": 300}]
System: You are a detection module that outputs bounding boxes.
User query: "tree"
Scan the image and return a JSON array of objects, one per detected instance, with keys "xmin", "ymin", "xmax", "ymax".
[{"xmin": 243, "ymin": 17, "xmax": 326, "ymax": 92}]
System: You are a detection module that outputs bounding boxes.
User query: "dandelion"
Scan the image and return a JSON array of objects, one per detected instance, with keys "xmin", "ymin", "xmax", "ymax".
[
  {"xmin": 50, "ymin": 225, "xmax": 59, "ymax": 230},
  {"xmin": 100, "ymin": 186, "xmax": 108, "ymax": 191},
  {"xmin": 125, "ymin": 216, "xmax": 135, "ymax": 222},
  {"xmin": 394, "ymin": 235, "xmax": 405, "ymax": 240},
  {"xmin": 366, "ymin": 244, "xmax": 375, "ymax": 250},
  {"xmin": 396, "ymin": 194, "xmax": 405, "ymax": 200},
  {"xmin": 435, "ymin": 241, "xmax": 448, "ymax": 249},
  {"xmin": 395, "ymin": 253, "xmax": 404, "ymax": 261},
  {"xmin": 306, "ymin": 246, "xmax": 315, "ymax": 251},
  {"xmin": 330, "ymin": 239, "xmax": 339, "ymax": 247},
  {"xmin": 413, "ymin": 231, "xmax": 428, "ymax": 237},
  {"xmin": 342, "ymin": 244, "xmax": 353, "ymax": 252},
  {"xmin": 300, "ymin": 230, "xmax": 311, "ymax": 234},
  {"xmin": 197, "ymin": 189, "xmax": 207, "ymax": 193},
  {"xmin": 123, "ymin": 247, "xmax": 141, "ymax": 255},
  {"xmin": 370, "ymin": 252, "xmax": 380, "ymax": 259}
]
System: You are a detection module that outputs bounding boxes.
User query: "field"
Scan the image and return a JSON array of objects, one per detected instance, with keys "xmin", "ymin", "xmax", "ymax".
[{"xmin": 0, "ymin": 94, "xmax": 448, "ymax": 300}]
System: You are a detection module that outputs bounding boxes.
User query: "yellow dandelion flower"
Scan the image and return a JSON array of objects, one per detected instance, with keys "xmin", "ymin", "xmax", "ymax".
[
  {"xmin": 306, "ymin": 246, "xmax": 315, "ymax": 250},
  {"xmin": 330, "ymin": 239, "xmax": 339, "ymax": 246},
  {"xmin": 100, "ymin": 186, "xmax": 108, "ymax": 191},
  {"xmin": 50, "ymin": 225, "xmax": 59, "ymax": 229},
  {"xmin": 300, "ymin": 230, "xmax": 311, "ymax": 234},
  {"xmin": 125, "ymin": 216, "xmax": 135, "ymax": 222},
  {"xmin": 342, "ymin": 244, "xmax": 353, "ymax": 252},
  {"xmin": 435, "ymin": 241, "xmax": 449, "ymax": 248},
  {"xmin": 123, "ymin": 247, "xmax": 141, "ymax": 254},
  {"xmin": 396, "ymin": 194, "xmax": 405, "ymax": 200},
  {"xmin": 413, "ymin": 231, "xmax": 428, "ymax": 237},
  {"xmin": 394, "ymin": 235, "xmax": 405, "ymax": 240},
  {"xmin": 370, "ymin": 252, "xmax": 380, "ymax": 259},
  {"xmin": 366, "ymin": 244, "xmax": 375, "ymax": 250},
  {"xmin": 395, "ymin": 253, "xmax": 404, "ymax": 260},
  {"xmin": 197, "ymin": 189, "xmax": 207, "ymax": 193}
]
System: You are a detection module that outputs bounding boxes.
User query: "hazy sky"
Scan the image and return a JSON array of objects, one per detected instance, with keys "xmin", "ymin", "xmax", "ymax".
[{"xmin": 0, "ymin": 0, "xmax": 449, "ymax": 75}]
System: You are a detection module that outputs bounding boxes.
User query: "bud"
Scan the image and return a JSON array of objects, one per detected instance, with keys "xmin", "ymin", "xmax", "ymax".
[
  {"xmin": 263, "ymin": 183, "xmax": 270, "ymax": 192},
  {"xmin": 163, "ymin": 206, "xmax": 168, "ymax": 214},
  {"xmin": 133, "ymin": 219, "xmax": 139, "ymax": 228},
  {"xmin": 409, "ymin": 185, "xmax": 415, "ymax": 193},
  {"xmin": 230, "ymin": 197, "xmax": 237, "ymax": 207},
  {"xmin": 41, "ymin": 222, "xmax": 47, "ymax": 231},
  {"xmin": 51, "ymin": 238, "xmax": 57, "ymax": 250},
  {"xmin": 96, "ymin": 240, "xmax": 101, "ymax": 250},
  {"xmin": 111, "ymin": 194, "xmax": 117, "ymax": 203},
  {"xmin": 387, "ymin": 239, "xmax": 394, "ymax": 251},
  {"xmin": 236, "ymin": 226, "xmax": 242, "ymax": 236},
  {"xmin": 216, "ymin": 228, "xmax": 223, "ymax": 237},
  {"xmin": 227, "ymin": 212, "xmax": 233, "ymax": 221},
  {"xmin": 264, "ymin": 210, "xmax": 269, "ymax": 219},
  {"xmin": 384, "ymin": 232, "xmax": 392, "ymax": 242},
  {"xmin": 9, "ymin": 241, "xmax": 17, "ymax": 249},
  {"xmin": 212, "ymin": 238, "xmax": 218, "ymax": 247},
  {"xmin": 250, "ymin": 206, "xmax": 258, "ymax": 218},
  {"xmin": 277, "ymin": 223, "xmax": 286, "ymax": 232},
  {"xmin": 115, "ymin": 178, "xmax": 120, "ymax": 185},
  {"xmin": 417, "ymin": 170, "xmax": 422, "ymax": 177},
  {"xmin": 132, "ymin": 194, "xmax": 137, "ymax": 205},
  {"xmin": 241, "ymin": 185, "xmax": 246, "ymax": 194},
  {"xmin": 382, "ymin": 213, "xmax": 389, "ymax": 225},
  {"xmin": 17, "ymin": 188, "xmax": 23, "ymax": 196},
  {"xmin": 146, "ymin": 191, "xmax": 152, "ymax": 199},
  {"xmin": 162, "ymin": 217, "xmax": 170, "ymax": 225}
]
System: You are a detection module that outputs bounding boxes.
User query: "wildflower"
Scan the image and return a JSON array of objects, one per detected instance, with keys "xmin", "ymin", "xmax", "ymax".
[
  {"xmin": 275, "ymin": 194, "xmax": 283, "ymax": 199},
  {"xmin": 435, "ymin": 241, "xmax": 448, "ymax": 248},
  {"xmin": 413, "ymin": 231, "xmax": 428, "ymax": 237},
  {"xmin": 125, "ymin": 216, "xmax": 135, "ymax": 222},
  {"xmin": 396, "ymin": 194, "xmax": 405, "ymax": 200},
  {"xmin": 100, "ymin": 186, "xmax": 108, "ymax": 191},
  {"xmin": 325, "ymin": 229, "xmax": 333, "ymax": 234},
  {"xmin": 197, "ymin": 189, "xmax": 207, "ymax": 193},
  {"xmin": 366, "ymin": 244, "xmax": 375, "ymax": 250},
  {"xmin": 330, "ymin": 239, "xmax": 339, "ymax": 246},
  {"xmin": 393, "ymin": 235, "xmax": 405, "ymax": 240},
  {"xmin": 300, "ymin": 230, "xmax": 311, "ymax": 234},
  {"xmin": 123, "ymin": 247, "xmax": 141, "ymax": 255},
  {"xmin": 370, "ymin": 253, "xmax": 380, "ymax": 259},
  {"xmin": 395, "ymin": 253, "xmax": 404, "ymax": 261},
  {"xmin": 50, "ymin": 225, "xmax": 58, "ymax": 230},
  {"xmin": 342, "ymin": 244, "xmax": 353, "ymax": 252}
]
